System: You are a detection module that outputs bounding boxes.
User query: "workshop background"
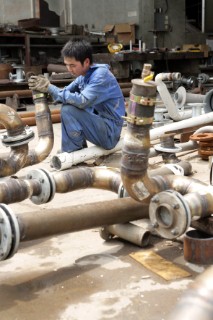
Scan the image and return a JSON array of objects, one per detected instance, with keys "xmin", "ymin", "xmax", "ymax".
[{"xmin": 0, "ymin": 1, "xmax": 213, "ymax": 320}]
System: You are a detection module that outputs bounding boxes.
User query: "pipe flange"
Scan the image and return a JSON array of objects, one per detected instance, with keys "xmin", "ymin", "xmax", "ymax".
[
  {"xmin": 26, "ymin": 168, "xmax": 56, "ymax": 204},
  {"xmin": 190, "ymin": 132, "xmax": 213, "ymax": 142},
  {"xmin": 204, "ymin": 88, "xmax": 213, "ymax": 113},
  {"xmin": 154, "ymin": 144, "xmax": 182, "ymax": 153},
  {"xmin": 149, "ymin": 190, "xmax": 191, "ymax": 239},
  {"xmin": 0, "ymin": 204, "xmax": 20, "ymax": 261},
  {"xmin": 1, "ymin": 126, "xmax": 34, "ymax": 147}
]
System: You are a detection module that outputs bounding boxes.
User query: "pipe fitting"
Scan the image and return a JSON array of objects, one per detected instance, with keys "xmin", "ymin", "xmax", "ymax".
[
  {"xmin": 26, "ymin": 168, "xmax": 56, "ymax": 204},
  {"xmin": 121, "ymin": 65, "xmax": 159, "ymax": 201},
  {"xmin": 1, "ymin": 125, "xmax": 34, "ymax": 147},
  {"xmin": 0, "ymin": 203, "xmax": 20, "ymax": 260},
  {"xmin": 149, "ymin": 189, "xmax": 191, "ymax": 239}
]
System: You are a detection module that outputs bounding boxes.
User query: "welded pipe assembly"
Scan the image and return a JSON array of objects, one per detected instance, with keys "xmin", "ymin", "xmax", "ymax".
[
  {"xmin": 0, "ymin": 64, "xmax": 212, "ymax": 271},
  {"xmin": 0, "ymin": 92, "xmax": 54, "ymax": 176}
]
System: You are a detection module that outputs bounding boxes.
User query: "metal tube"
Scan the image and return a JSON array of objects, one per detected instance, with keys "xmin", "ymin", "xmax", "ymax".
[
  {"xmin": 17, "ymin": 197, "xmax": 149, "ymax": 241},
  {"xmin": 121, "ymin": 65, "xmax": 160, "ymax": 202},
  {"xmin": 23, "ymin": 92, "xmax": 54, "ymax": 166},
  {"xmin": 53, "ymin": 166, "xmax": 121, "ymax": 194},
  {"xmin": 106, "ymin": 223, "xmax": 150, "ymax": 247},
  {"xmin": 168, "ymin": 266, "xmax": 213, "ymax": 320},
  {"xmin": 155, "ymin": 73, "xmax": 192, "ymax": 121},
  {"xmin": 0, "ymin": 104, "xmax": 30, "ymax": 177}
]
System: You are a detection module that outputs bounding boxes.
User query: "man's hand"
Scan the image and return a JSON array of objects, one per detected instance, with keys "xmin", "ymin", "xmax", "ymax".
[{"xmin": 28, "ymin": 75, "xmax": 50, "ymax": 93}]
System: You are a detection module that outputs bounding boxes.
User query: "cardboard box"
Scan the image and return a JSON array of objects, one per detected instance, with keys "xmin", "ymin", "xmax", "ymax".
[
  {"xmin": 182, "ymin": 44, "xmax": 209, "ymax": 57},
  {"xmin": 104, "ymin": 23, "xmax": 135, "ymax": 45}
]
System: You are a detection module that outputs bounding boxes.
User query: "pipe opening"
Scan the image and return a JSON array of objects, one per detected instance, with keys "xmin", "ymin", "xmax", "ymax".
[
  {"xmin": 156, "ymin": 205, "xmax": 173, "ymax": 228},
  {"xmin": 140, "ymin": 230, "xmax": 151, "ymax": 247},
  {"xmin": 51, "ymin": 156, "xmax": 62, "ymax": 170}
]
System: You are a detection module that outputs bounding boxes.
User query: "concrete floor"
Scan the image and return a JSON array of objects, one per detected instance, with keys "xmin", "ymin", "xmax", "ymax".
[{"xmin": 0, "ymin": 118, "xmax": 211, "ymax": 320}]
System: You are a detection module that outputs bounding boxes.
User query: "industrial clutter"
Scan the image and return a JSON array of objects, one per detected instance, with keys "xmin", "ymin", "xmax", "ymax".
[{"xmin": 0, "ymin": 0, "xmax": 213, "ymax": 320}]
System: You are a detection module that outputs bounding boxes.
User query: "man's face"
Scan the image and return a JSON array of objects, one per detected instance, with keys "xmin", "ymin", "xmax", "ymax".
[{"xmin": 64, "ymin": 57, "xmax": 90, "ymax": 77}]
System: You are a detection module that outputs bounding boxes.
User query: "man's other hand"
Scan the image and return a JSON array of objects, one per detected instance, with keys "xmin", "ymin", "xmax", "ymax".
[{"xmin": 28, "ymin": 75, "xmax": 50, "ymax": 93}]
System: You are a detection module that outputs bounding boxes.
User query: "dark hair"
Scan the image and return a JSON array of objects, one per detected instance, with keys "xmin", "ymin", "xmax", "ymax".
[{"xmin": 61, "ymin": 38, "xmax": 93, "ymax": 64}]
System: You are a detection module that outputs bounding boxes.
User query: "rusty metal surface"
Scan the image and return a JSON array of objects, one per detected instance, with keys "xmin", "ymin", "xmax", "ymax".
[{"xmin": 184, "ymin": 229, "xmax": 213, "ymax": 264}]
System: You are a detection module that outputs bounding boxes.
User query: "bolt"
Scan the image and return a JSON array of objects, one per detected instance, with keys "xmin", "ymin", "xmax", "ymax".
[
  {"xmin": 172, "ymin": 203, "xmax": 180, "ymax": 209},
  {"xmin": 28, "ymin": 175, "xmax": 32, "ymax": 179},
  {"xmin": 151, "ymin": 221, "xmax": 159, "ymax": 228},
  {"xmin": 151, "ymin": 196, "xmax": 159, "ymax": 203},
  {"xmin": 39, "ymin": 178, "xmax": 45, "ymax": 183},
  {"xmin": 171, "ymin": 228, "xmax": 179, "ymax": 236},
  {"xmin": 0, "ymin": 218, "xmax": 4, "ymax": 223}
]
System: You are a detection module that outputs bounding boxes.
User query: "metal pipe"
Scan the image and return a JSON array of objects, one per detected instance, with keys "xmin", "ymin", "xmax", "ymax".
[
  {"xmin": 0, "ymin": 89, "xmax": 32, "ymax": 100},
  {"xmin": 149, "ymin": 174, "xmax": 213, "ymax": 239},
  {"xmin": 14, "ymin": 197, "xmax": 150, "ymax": 241},
  {"xmin": 168, "ymin": 266, "xmax": 213, "ymax": 320},
  {"xmin": 101, "ymin": 223, "xmax": 151, "ymax": 247},
  {"xmin": 0, "ymin": 104, "xmax": 33, "ymax": 177},
  {"xmin": 174, "ymin": 86, "xmax": 205, "ymax": 108},
  {"xmin": 155, "ymin": 73, "xmax": 192, "ymax": 121},
  {"xmin": 51, "ymin": 142, "xmax": 122, "ymax": 171},
  {"xmin": 23, "ymin": 92, "xmax": 54, "ymax": 167},
  {"xmin": 53, "ymin": 166, "xmax": 122, "ymax": 194},
  {"xmin": 121, "ymin": 64, "xmax": 161, "ymax": 202}
]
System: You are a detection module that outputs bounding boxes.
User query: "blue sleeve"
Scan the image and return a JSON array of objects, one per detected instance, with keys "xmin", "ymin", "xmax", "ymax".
[{"xmin": 48, "ymin": 76, "xmax": 97, "ymax": 109}]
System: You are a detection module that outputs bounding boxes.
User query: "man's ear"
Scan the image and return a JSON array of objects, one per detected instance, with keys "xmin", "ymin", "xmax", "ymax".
[{"xmin": 84, "ymin": 57, "xmax": 91, "ymax": 66}]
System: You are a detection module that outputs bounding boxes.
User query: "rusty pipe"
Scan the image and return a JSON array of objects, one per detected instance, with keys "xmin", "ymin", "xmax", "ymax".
[
  {"xmin": 0, "ymin": 104, "xmax": 32, "ymax": 177},
  {"xmin": 53, "ymin": 166, "xmax": 122, "ymax": 194},
  {"xmin": 121, "ymin": 64, "xmax": 160, "ymax": 202},
  {"xmin": 0, "ymin": 197, "xmax": 150, "ymax": 260},
  {"xmin": 23, "ymin": 92, "xmax": 54, "ymax": 167},
  {"xmin": 0, "ymin": 89, "xmax": 32, "ymax": 99},
  {"xmin": 168, "ymin": 266, "xmax": 213, "ymax": 320}
]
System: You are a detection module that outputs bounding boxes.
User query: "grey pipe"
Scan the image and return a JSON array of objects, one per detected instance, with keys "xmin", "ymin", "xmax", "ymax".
[{"xmin": 101, "ymin": 223, "xmax": 151, "ymax": 247}]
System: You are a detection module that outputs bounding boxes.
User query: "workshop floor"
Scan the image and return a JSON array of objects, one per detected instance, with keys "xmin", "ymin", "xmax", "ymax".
[{"xmin": 0, "ymin": 118, "xmax": 211, "ymax": 320}]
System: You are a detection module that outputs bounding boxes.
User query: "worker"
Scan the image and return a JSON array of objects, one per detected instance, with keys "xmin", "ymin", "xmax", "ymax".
[{"xmin": 28, "ymin": 38, "xmax": 125, "ymax": 153}]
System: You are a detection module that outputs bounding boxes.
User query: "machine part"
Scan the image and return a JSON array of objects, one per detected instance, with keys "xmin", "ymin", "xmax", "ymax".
[
  {"xmin": 154, "ymin": 133, "xmax": 182, "ymax": 153},
  {"xmin": 149, "ymin": 190, "xmax": 191, "ymax": 239},
  {"xmin": 204, "ymin": 89, "xmax": 213, "ymax": 113},
  {"xmin": 168, "ymin": 266, "xmax": 213, "ymax": 320},
  {"xmin": 190, "ymin": 132, "xmax": 213, "ymax": 160},
  {"xmin": 184, "ymin": 229, "xmax": 213, "ymax": 265},
  {"xmin": 0, "ymin": 204, "xmax": 20, "ymax": 260},
  {"xmin": 173, "ymin": 86, "xmax": 204, "ymax": 109},
  {"xmin": 26, "ymin": 168, "xmax": 56, "ymax": 204},
  {"xmin": 100, "ymin": 223, "xmax": 150, "ymax": 247},
  {"xmin": 198, "ymin": 73, "xmax": 211, "ymax": 84},
  {"xmin": 1, "ymin": 126, "xmax": 34, "ymax": 146}
]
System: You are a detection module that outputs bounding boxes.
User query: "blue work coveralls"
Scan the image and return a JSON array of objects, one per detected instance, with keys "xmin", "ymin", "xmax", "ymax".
[{"xmin": 48, "ymin": 64, "xmax": 125, "ymax": 152}]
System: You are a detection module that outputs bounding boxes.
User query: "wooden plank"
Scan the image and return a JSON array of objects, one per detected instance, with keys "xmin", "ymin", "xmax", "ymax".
[{"xmin": 130, "ymin": 250, "xmax": 191, "ymax": 281}]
